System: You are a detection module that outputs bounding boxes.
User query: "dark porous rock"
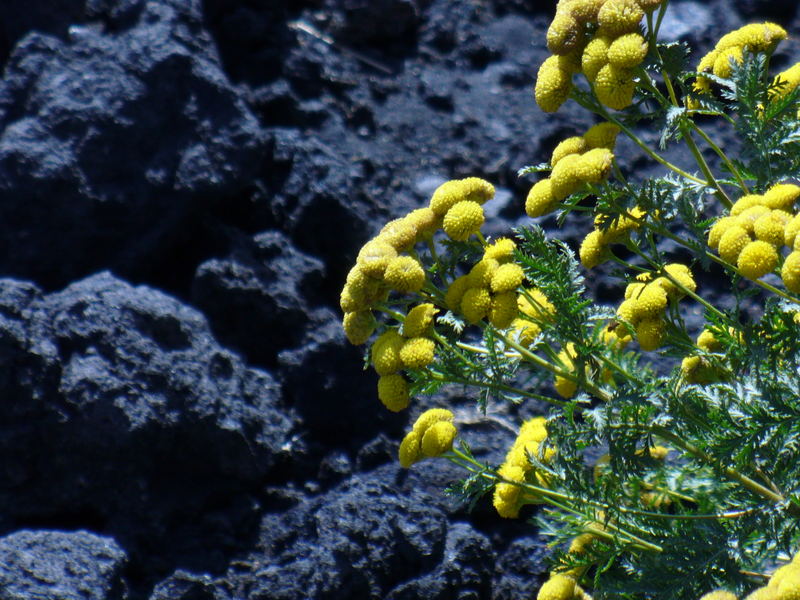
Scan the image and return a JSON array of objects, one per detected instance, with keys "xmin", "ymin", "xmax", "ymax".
[
  {"xmin": 192, "ymin": 229, "xmax": 325, "ymax": 367},
  {"xmin": 323, "ymin": 0, "xmax": 421, "ymax": 47},
  {"xmin": 148, "ymin": 569, "xmax": 225, "ymax": 600},
  {"xmin": 0, "ymin": 0, "xmax": 265, "ymax": 289},
  {"xmin": 492, "ymin": 533, "xmax": 550, "ymax": 599},
  {"xmin": 0, "ymin": 529, "xmax": 127, "ymax": 600},
  {"xmin": 0, "ymin": 272, "xmax": 294, "ymax": 588}
]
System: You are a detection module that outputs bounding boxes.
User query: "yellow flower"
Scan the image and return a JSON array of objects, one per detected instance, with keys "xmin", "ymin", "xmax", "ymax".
[
  {"xmin": 782, "ymin": 251, "xmax": 800, "ymax": 294},
  {"xmin": 356, "ymin": 239, "xmax": 398, "ymax": 277},
  {"xmin": 654, "ymin": 263, "xmax": 696, "ymax": 300},
  {"xmin": 698, "ymin": 591, "xmax": 737, "ymax": 600},
  {"xmin": 341, "ymin": 267, "xmax": 385, "ymax": 312},
  {"xmin": 380, "ymin": 218, "xmax": 418, "ymax": 251},
  {"xmin": 581, "ymin": 35, "xmax": 611, "ymax": 82},
  {"xmin": 579, "ymin": 229, "xmax": 607, "ymax": 269},
  {"xmin": 584, "ymin": 121, "xmax": 621, "ymax": 149},
  {"xmin": 406, "ymin": 207, "xmax": 441, "ymax": 240},
  {"xmin": 715, "ymin": 22, "xmax": 787, "ymax": 54},
  {"xmin": 547, "ymin": 11, "xmax": 584, "ymax": 56},
  {"xmin": 412, "ymin": 408, "xmax": 454, "ymax": 437},
  {"xmin": 461, "ymin": 287, "xmax": 492, "ymax": 324},
  {"xmin": 625, "ymin": 281, "xmax": 646, "ymax": 300},
  {"xmin": 493, "ymin": 464, "xmax": 525, "ymax": 518},
  {"xmin": 400, "ymin": 337, "xmax": 436, "ymax": 369},
  {"xmin": 526, "ymin": 178, "xmax": 560, "ymax": 217},
  {"xmin": 551, "ymin": 136, "xmax": 587, "ymax": 166},
  {"xmin": 491, "ymin": 263, "xmax": 525, "ymax": 293},
  {"xmin": 484, "ymin": 237, "xmax": 517, "ymax": 262},
  {"xmin": 384, "ymin": 256, "xmax": 426, "ymax": 293},
  {"xmin": 576, "ymin": 148, "xmax": 613, "ymax": 183},
  {"xmin": 595, "ymin": 63, "xmax": 635, "ymax": 110},
  {"xmin": 631, "ymin": 283, "xmax": 668, "ymax": 320},
  {"xmin": 430, "ymin": 179, "xmax": 466, "ymax": 216},
  {"xmin": 636, "ymin": 0, "xmax": 664, "ymax": 10},
  {"xmin": 403, "ymin": 303, "xmax": 439, "ymax": 338},
  {"xmin": 743, "ymin": 587, "xmax": 774, "ymax": 600},
  {"xmin": 343, "ymin": 310, "xmax": 376, "ymax": 346},
  {"xmin": 776, "ymin": 568, "xmax": 800, "ymax": 600},
  {"xmin": 697, "ymin": 329, "xmax": 722, "ymax": 352},
  {"xmin": 736, "ymin": 206, "xmax": 770, "ymax": 236},
  {"xmin": 535, "ymin": 55, "xmax": 574, "ymax": 113},
  {"xmin": 371, "ymin": 330, "xmax": 404, "ymax": 375},
  {"xmin": 570, "ymin": 0, "xmax": 606, "ymax": 23},
  {"xmin": 608, "ymin": 33, "xmax": 649, "ymax": 69},
  {"xmin": 550, "ymin": 153, "xmax": 585, "ymax": 199},
  {"xmin": 421, "ymin": 421, "xmax": 457, "ymax": 457},
  {"xmin": 718, "ymin": 225, "xmax": 751, "ymax": 264},
  {"xmin": 708, "ymin": 216, "xmax": 740, "ymax": 250},
  {"xmin": 754, "ymin": 211, "xmax": 788, "ymax": 247},
  {"xmin": 597, "ymin": 0, "xmax": 644, "ymax": 37},
  {"xmin": 378, "ymin": 374, "xmax": 410, "ymax": 412},
  {"xmin": 771, "ymin": 62, "xmax": 800, "ymax": 101},
  {"xmin": 596, "ymin": 207, "xmax": 643, "ymax": 243},
  {"xmin": 398, "ymin": 430, "xmax": 422, "ymax": 468},
  {"xmin": 769, "ymin": 563, "xmax": 800, "ymax": 590},
  {"xmin": 537, "ymin": 574, "xmax": 578, "ymax": 600},
  {"xmin": 731, "ymin": 194, "xmax": 766, "ymax": 216},
  {"xmin": 554, "ymin": 344, "xmax": 579, "ymax": 399},
  {"xmin": 445, "ymin": 275, "xmax": 471, "ymax": 312},
  {"xmin": 712, "ymin": 46, "xmax": 744, "ymax": 78},
  {"xmin": 763, "ymin": 182, "xmax": 800, "ymax": 211},
  {"xmin": 636, "ymin": 318, "xmax": 665, "ymax": 351},
  {"xmin": 785, "ymin": 214, "xmax": 800, "ymax": 247},
  {"xmin": 468, "ymin": 257, "xmax": 500, "ymax": 288},
  {"xmin": 519, "ymin": 288, "xmax": 556, "ymax": 320},
  {"xmin": 489, "ymin": 291, "xmax": 519, "ymax": 329},
  {"xmin": 443, "ymin": 200, "xmax": 485, "ymax": 241},
  {"xmin": 510, "ymin": 318, "xmax": 541, "ymax": 347},
  {"xmin": 460, "ymin": 177, "xmax": 495, "ymax": 204}
]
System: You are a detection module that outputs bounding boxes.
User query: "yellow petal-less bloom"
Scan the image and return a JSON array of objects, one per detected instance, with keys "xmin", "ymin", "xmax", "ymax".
[
  {"xmin": 595, "ymin": 63, "xmax": 635, "ymax": 110},
  {"xmin": 608, "ymin": 33, "xmax": 648, "ymax": 69},
  {"xmin": 357, "ymin": 239, "xmax": 398, "ymax": 277},
  {"xmin": 537, "ymin": 574, "xmax": 578, "ymax": 600},
  {"xmin": 697, "ymin": 329, "xmax": 722, "ymax": 352},
  {"xmin": 754, "ymin": 211, "xmax": 788, "ymax": 247},
  {"xmin": 769, "ymin": 563, "xmax": 800, "ymax": 590},
  {"xmin": 412, "ymin": 408, "xmax": 454, "ymax": 435},
  {"xmin": 459, "ymin": 177, "xmax": 495, "ymax": 204},
  {"xmin": 656, "ymin": 263, "xmax": 697, "ymax": 300},
  {"xmin": 738, "ymin": 241, "xmax": 778, "ymax": 280},
  {"xmin": 636, "ymin": 0, "xmax": 664, "ymax": 10},
  {"xmin": 743, "ymin": 588, "xmax": 774, "ymax": 600},
  {"xmin": 597, "ymin": 0, "xmax": 644, "ymax": 37},
  {"xmin": 581, "ymin": 35, "xmax": 612, "ymax": 82},
  {"xmin": 484, "ymin": 237, "xmax": 517, "ymax": 263},
  {"xmin": 468, "ymin": 257, "xmax": 500, "ymax": 288},
  {"xmin": 384, "ymin": 256, "xmax": 426, "ymax": 293},
  {"xmin": 380, "ymin": 218, "xmax": 418, "ymax": 251},
  {"xmin": 617, "ymin": 298, "xmax": 640, "ymax": 324},
  {"xmin": 551, "ymin": 136, "xmax": 587, "ymax": 166},
  {"xmin": 579, "ymin": 229, "xmax": 607, "ymax": 269},
  {"xmin": 489, "ymin": 291, "xmax": 519, "ymax": 329},
  {"xmin": 398, "ymin": 430, "xmax": 422, "ymax": 468},
  {"xmin": 421, "ymin": 421, "xmax": 457, "ymax": 457},
  {"xmin": 785, "ymin": 214, "xmax": 800, "ymax": 247},
  {"xmin": 713, "ymin": 46, "xmax": 744, "ymax": 79},
  {"xmin": 715, "ymin": 22, "xmax": 787, "ymax": 54},
  {"xmin": 445, "ymin": 275, "xmax": 471, "ymax": 312},
  {"xmin": 547, "ymin": 11, "xmax": 583, "ymax": 55},
  {"xmin": 699, "ymin": 591, "xmax": 738, "ymax": 600},
  {"xmin": 378, "ymin": 374, "xmax": 410, "ymax": 412},
  {"xmin": 632, "ymin": 283, "xmax": 668, "ymax": 320},
  {"xmin": 731, "ymin": 194, "xmax": 766, "ymax": 216},
  {"xmin": 763, "ymin": 183, "xmax": 800, "ymax": 211},
  {"xmin": 782, "ymin": 251, "xmax": 800, "ymax": 294},
  {"xmin": 403, "ymin": 303, "xmax": 439, "ymax": 338},
  {"xmin": 372, "ymin": 330, "xmax": 404, "ymax": 375},
  {"xmin": 771, "ymin": 62, "xmax": 800, "ymax": 101},
  {"xmin": 443, "ymin": 200, "xmax": 484, "ymax": 241},
  {"xmin": 554, "ymin": 344, "xmax": 578, "ymax": 398},
  {"xmin": 491, "ymin": 263, "xmax": 525, "ymax": 293},
  {"xmin": 776, "ymin": 568, "xmax": 800, "ymax": 600},
  {"xmin": 636, "ymin": 318, "xmax": 665, "ymax": 351},
  {"xmin": 736, "ymin": 205, "xmax": 771, "ymax": 235},
  {"xmin": 625, "ymin": 281, "xmax": 646, "ymax": 300},
  {"xmin": 461, "ymin": 287, "xmax": 492, "ymax": 324},
  {"xmin": 511, "ymin": 318, "xmax": 541, "ymax": 347},
  {"xmin": 343, "ymin": 310, "xmax": 376, "ymax": 346},
  {"xmin": 708, "ymin": 216, "xmax": 740, "ymax": 250},
  {"xmin": 406, "ymin": 207, "xmax": 441, "ymax": 240},
  {"xmin": 493, "ymin": 464, "xmax": 525, "ymax": 518},
  {"xmin": 718, "ymin": 225, "xmax": 751, "ymax": 265},
  {"xmin": 519, "ymin": 288, "xmax": 556, "ymax": 320},
  {"xmin": 576, "ymin": 148, "xmax": 614, "ymax": 183},
  {"xmin": 584, "ymin": 122, "xmax": 621, "ymax": 150},
  {"xmin": 399, "ymin": 336, "xmax": 436, "ymax": 369},
  {"xmin": 570, "ymin": 0, "xmax": 607, "ymax": 23},
  {"xmin": 550, "ymin": 153, "xmax": 585, "ymax": 199},
  {"xmin": 526, "ymin": 178, "xmax": 560, "ymax": 218},
  {"xmin": 430, "ymin": 179, "xmax": 465, "ymax": 216},
  {"xmin": 535, "ymin": 55, "xmax": 573, "ymax": 113}
]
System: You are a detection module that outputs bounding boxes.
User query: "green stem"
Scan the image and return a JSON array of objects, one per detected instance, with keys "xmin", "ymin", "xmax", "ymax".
[
  {"xmin": 427, "ymin": 369, "xmax": 560, "ymax": 406},
  {"xmin": 690, "ymin": 122, "xmax": 750, "ymax": 193},
  {"xmin": 681, "ymin": 125, "xmax": 734, "ymax": 208}
]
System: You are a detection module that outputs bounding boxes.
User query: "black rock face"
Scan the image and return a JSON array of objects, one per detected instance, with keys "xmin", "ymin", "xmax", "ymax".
[{"xmin": 0, "ymin": 0, "xmax": 794, "ymax": 598}]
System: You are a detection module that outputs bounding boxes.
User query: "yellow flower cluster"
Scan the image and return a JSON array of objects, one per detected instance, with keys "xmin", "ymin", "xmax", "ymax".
[
  {"xmin": 493, "ymin": 417, "xmax": 553, "ymax": 518},
  {"xmin": 527, "ymin": 124, "xmax": 620, "ymax": 218},
  {"xmin": 446, "ymin": 239, "xmax": 529, "ymax": 328},
  {"xmin": 690, "ymin": 22, "xmax": 787, "ymax": 107},
  {"xmin": 771, "ymin": 62, "xmax": 800, "ymax": 101},
  {"xmin": 615, "ymin": 264, "xmax": 696, "ymax": 352},
  {"xmin": 733, "ymin": 550, "xmax": 800, "ymax": 599},
  {"xmin": 398, "ymin": 408, "xmax": 457, "ymax": 468},
  {"xmin": 579, "ymin": 206, "xmax": 646, "ymax": 269},
  {"xmin": 681, "ymin": 326, "xmax": 738, "ymax": 385},
  {"xmin": 537, "ymin": 0, "xmax": 659, "ymax": 113},
  {"xmin": 699, "ymin": 591, "xmax": 737, "ymax": 600},
  {"xmin": 707, "ymin": 184, "xmax": 800, "ymax": 285},
  {"xmin": 510, "ymin": 288, "xmax": 557, "ymax": 347},
  {"xmin": 536, "ymin": 573, "xmax": 587, "ymax": 600}
]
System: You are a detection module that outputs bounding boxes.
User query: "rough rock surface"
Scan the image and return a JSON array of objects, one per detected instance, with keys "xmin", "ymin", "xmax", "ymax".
[{"xmin": 0, "ymin": 0, "xmax": 793, "ymax": 598}]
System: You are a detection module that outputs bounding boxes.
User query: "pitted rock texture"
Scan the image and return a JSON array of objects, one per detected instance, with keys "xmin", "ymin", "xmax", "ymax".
[
  {"xmin": 0, "ymin": 0, "xmax": 794, "ymax": 598},
  {"xmin": 0, "ymin": 529, "xmax": 128, "ymax": 600}
]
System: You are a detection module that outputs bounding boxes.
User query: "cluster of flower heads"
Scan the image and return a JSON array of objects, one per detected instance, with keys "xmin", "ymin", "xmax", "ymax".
[
  {"xmin": 690, "ymin": 22, "xmax": 787, "ymax": 107},
  {"xmin": 526, "ymin": 122, "xmax": 621, "ymax": 219},
  {"xmin": 398, "ymin": 408, "xmax": 457, "ymax": 468},
  {"xmin": 536, "ymin": 0, "xmax": 663, "ymax": 113},
  {"xmin": 695, "ymin": 552, "xmax": 800, "ymax": 599},
  {"xmin": 680, "ymin": 326, "xmax": 740, "ymax": 385},
  {"xmin": 492, "ymin": 417, "xmax": 554, "ymax": 518},
  {"xmin": 340, "ymin": 177, "xmax": 495, "ymax": 411},
  {"xmin": 707, "ymin": 183, "xmax": 800, "ymax": 287},
  {"xmin": 579, "ymin": 205, "xmax": 646, "ymax": 268}
]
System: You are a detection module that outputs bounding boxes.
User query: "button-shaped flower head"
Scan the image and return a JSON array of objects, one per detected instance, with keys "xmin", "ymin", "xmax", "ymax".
[
  {"xmin": 421, "ymin": 421, "xmax": 457, "ymax": 457},
  {"xmin": 357, "ymin": 239, "xmax": 398, "ymax": 277},
  {"xmin": 489, "ymin": 291, "xmax": 519, "ymax": 329},
  {"xmin": 371, "ymin": 330, "xmax": 404, "ymax": 375},
  {"xmin": 378, "ymin": 374, "xmax": 410, "ymax": 412},
  {"xmin": 584, "ymin": 122, "xmax": 621, "ymax": 150},
  {"xmin": 526, "ymin": 179, "xmax": 559, "ymax": 218},
  {"xmin": 343, "ymin": 310, "xmax": 376, "ymax": 346},
  {"xmin": 784, "ymin": 252, "xmax": 800, "ymax": 294},
  {"xmin": 551, "ymin": 136, "xmax": 587, "ymax": 166},
  {"xmin": 484, "ymin": 237, "xmax": 517, "ymax": 263},
  {"xmin": 461, "ymin": 287, "xmax": 492, "ymax": 324},
  {"xmin": 547, "ymin": 11, "xmax": 584, "ymax": 56},
  {"xmin": 608, "ymin": 33, "xmax": 649, "ymax": 69},
  {"xmin": 718, "ymin": 225, "xmax": 751, "ymax": 264},
  {"xmin": 384, "ymin": 256, "xmax": 426, "ymax": 293},
  {"xmin": 536, "ymin": 55, "xmax": 574, "ymax": 113},
  {"xmin": 443, "ymin": 200, "xmax": 485, "ymax": 241},
  {"xmin": 399, "ymin": 337, "xmax": 436, "ymax": 369},
  {"xmin": 491, "ymin": 263, "xmax": 525, "ymax": 293},
  {"xmin": 597, "ymin": 0, "xmax": 644, "ymax": 37},
  {"xmin": 595, "ymin": 64, "xmax": 635, "ymax": 110},
  {"xmin": 581, "ymin": 35, "xmax": 612, "ymax": 82},
  {"xmin": 403, "ymin": 303, "xmax": 439, "ymax": 338},
  {"xmin": 537, "ymin": 574, "xmax": 578, "ymax": 600}
]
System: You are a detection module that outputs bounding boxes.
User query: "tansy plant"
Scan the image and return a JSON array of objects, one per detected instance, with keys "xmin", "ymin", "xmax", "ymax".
[{"xmin": 340, "ymin": 1, "xmax": 800, "ymax": 598}]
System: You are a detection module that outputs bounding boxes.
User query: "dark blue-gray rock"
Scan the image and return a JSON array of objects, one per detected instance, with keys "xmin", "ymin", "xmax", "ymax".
[
  {"xmin": 0, "ymin": 530, "xmax": 127, "ymax": 600},
  {"xmin": 191, "ymin": 229, "xmax": 326, "ymax": 367},
  {"xmin": 0, "ymin": 0, "xmax": 266, "ymax": 288},
  {"xmin": 0, "ymin": 272, "xmax": 293, "ymax": 588},
  {"xmin": 148, "ymin": 569, "xmax": 225, "ymax": 600}
]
